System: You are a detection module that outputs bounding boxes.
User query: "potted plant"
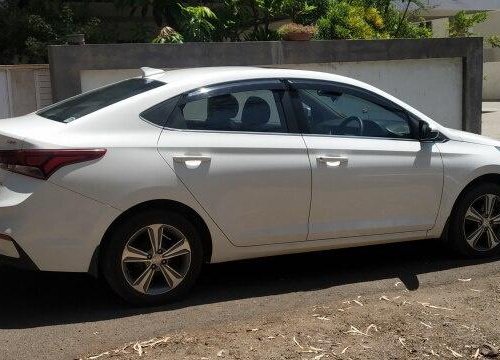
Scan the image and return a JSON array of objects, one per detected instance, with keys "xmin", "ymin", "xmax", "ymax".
[
  {"xmin": 66, "ymin": 33, "xmax": 85, "ymax": 45},
  {"xmin": 277, "ymin": 23, "xmax": 316, "ymax": 41}
]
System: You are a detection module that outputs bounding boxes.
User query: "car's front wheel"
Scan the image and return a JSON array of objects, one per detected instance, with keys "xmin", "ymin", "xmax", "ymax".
[
  {"xmin": 450, "ymin": 182, "xmax": 500, "ymax": 257},
  {"xmin": 101, "ymin": 210, "xmax": 203, "ymax": 305}
]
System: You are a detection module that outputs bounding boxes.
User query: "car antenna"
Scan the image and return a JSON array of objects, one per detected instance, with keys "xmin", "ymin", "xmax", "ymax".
[{"xmin": 140, "ymin": 67, "xmax": 165, "ymax": 78}]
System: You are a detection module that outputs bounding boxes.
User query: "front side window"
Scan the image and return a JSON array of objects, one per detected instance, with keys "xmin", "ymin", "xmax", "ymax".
[
  {"xmin": 297, "ymin": 87, "xmax": 414, "ymax": 139},
  {"xmin": 38, "ymin": 78, "xmax": 165, "ymax": 123},
  {"xmin": 165, "ymin": 89, "xmax": 288, "ymax": 133}
]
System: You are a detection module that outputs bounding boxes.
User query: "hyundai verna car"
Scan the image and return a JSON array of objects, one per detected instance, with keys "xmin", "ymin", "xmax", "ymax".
[{"xmin": 0, "ymin": 66, "xmax": 500, "ymax": 305}]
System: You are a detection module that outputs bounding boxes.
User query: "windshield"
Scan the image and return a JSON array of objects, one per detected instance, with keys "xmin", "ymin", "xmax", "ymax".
[{"xmin": 37, "ymin": 78, "xmax": 165, "ymax": 123}]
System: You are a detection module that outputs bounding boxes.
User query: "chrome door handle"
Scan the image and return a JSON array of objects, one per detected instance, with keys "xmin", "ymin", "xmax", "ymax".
[
  {"xmin": 317, "ymin": 156, "xmax": 348, "ymax": 167},
  {"xmin": 173, "ymin": 156, "xmax": 211, "ymax": 163},
  {"xmin": 173, "ymin": 156, "xmax": 211, "ymax": 169}
]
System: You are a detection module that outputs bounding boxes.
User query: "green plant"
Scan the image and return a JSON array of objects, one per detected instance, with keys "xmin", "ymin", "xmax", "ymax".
[
  {"xmin": 213, "ymin": 0, "xmax": 250, "ymax": 41},
  {"xmin": 178, "ymin": 5, "xmax": 218, "ymax": 42},
  {"xmin": 243, "ymin": 26, "xmax": 280, "ymax": 41},
  {"xmin": 449, "ymin": 10, "xmax": 487, "ymax": 37},
  {"xmin": 0, "ymin": 0, "xmax": 105, "ymax": 63},
  {"xmin": 488, "ymin": 35, "xmax": 500, "ymax": 48},
  {"xmin": 114, "ymin": 0, "xmax": 181, "ymax": 28},
  {"xmin": 281, "ymin": 0, "xmax": 322, "ymax": 25},
  {"xmin": 254, "ymin": 0, "xmax": 285, "ymax": 33},
  {"xmin": 297, "ymin": 0, "xmax": 330, "ymax": 25},
  {"xmin": 352, "ymin": 0, "xmax": 432, "ymax": 38},
  {"xmin": 316, "ymin": 1, "xmax": 385, "ymax": 40},
  {"xmin": 152, "ymin": 26, "xmax": 184, "ymax": 43},
  {"xmin": 381, "ymin": 6, "xmax": 431, "ymax": 38}
]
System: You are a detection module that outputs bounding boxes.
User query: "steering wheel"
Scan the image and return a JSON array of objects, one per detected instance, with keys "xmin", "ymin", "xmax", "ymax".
[{"xmin": 337, "ymin": 116, "xmax": 364, "ymax": 136}]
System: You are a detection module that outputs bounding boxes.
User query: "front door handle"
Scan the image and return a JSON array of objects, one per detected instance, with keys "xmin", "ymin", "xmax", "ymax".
[
  {"xmin": 317, "ymin": 156, "xmax": 348, "ymax": 167},
  {"xmin": 173, "ymin": 155, "xmax": 211, "ymax": 169}
]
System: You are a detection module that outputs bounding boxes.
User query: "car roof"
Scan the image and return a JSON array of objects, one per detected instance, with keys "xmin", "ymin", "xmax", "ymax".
[{"xmin": 147, "ymin": 66, "xmax": 355, "ymax": 87}]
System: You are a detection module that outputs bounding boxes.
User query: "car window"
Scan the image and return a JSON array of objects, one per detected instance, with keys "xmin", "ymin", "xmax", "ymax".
[
  {"xmin": 38, "ymin": 78, "xmax": 165, "ymax": 123},
  {"xmin": 166, "ymin": 89, "xmax": 288, "ymax": 133},
  {"xmin": 297, "ymin": 88, "xmax": 413, "ymax": 139},
  {"xmin": 141, "ymin": 96, "xmax": 180, "ymax": 127}
]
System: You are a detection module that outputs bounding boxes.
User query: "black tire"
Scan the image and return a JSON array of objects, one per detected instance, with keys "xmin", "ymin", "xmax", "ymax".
[
  {"xmin": 449, "ymin": 182, "xmax": 500, "ymax": 257},
  {"xmin": 101, "ymin": 209, "xmax": 203, "ymax": 306}
]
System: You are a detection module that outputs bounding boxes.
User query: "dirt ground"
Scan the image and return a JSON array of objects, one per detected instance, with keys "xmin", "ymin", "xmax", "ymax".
[
  {"xmin": 80, "ymin": 268, "xmax": 500, "ymax": 360},
  {"xmin": 78, "ymin": 104, "xmax": 500, "ymax": 360},
  {"xmin": 3, "ymin": 109, "xmax": 500, "ymax": 360}
]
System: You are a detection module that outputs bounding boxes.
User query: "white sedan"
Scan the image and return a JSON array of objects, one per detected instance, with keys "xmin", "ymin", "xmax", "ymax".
[{"xmin": 0, "ymin": 66, "xmax": 499, "ymax": 305}]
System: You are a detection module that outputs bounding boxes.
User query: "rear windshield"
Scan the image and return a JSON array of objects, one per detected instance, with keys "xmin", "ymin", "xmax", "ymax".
[{"xmin": 37, "ymin": 78, "xmax": 165, "ymax": 123}]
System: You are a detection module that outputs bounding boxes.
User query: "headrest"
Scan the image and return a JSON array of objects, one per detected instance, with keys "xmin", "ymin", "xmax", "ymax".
[
  {"xmin": 241, "ymin": 97, "xmax": 271, "ymax": 128},
  {"xmin": 207, "ymin": 94, "xmax": 239, "ymax": 120}
]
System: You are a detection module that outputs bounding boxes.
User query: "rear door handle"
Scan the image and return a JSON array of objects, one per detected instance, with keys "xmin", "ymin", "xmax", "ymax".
[
  {"xmin": 317, "ymin": 156, "xmax": 348, "ymax": 167},
  {"xmin": 173, "ymin": 155, "xmax": 211, "ymax": 169}
]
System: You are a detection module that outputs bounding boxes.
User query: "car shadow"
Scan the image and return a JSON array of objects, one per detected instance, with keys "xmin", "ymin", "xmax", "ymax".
[{"xmin": 0, "ymin": 239, "xmax": 497, "ymax": 329}]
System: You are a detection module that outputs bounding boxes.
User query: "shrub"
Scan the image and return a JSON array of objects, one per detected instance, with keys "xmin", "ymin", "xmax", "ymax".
[
  {"xmin": 316, "ymin": 1, "xmax": 385, "ymax": 40},
  {"xmin": 282, "ymin": 0, "xmax": 329, "ymax": 25},
  {"xmin": 244, "ymin": 27, "xmax": 280, "ymax": 41},
  {"xmin": 177, "ymin": 5, "xmax": 218, "ymax": 42},
  {"xmin": 449, "ymin": 10, "xmax": 487, "ymax": 38},
  {"xmin": 488, "ymin": 35, "xmax": 500, "ymax": 48}
]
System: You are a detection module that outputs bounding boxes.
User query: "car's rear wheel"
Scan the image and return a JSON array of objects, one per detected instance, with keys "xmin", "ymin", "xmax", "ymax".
[
  {"xmin": 450, "ymin": 183, "xmax": 500, "ymax": 257},
  {"xmin": 101, "ymin": 210, "xmax": 203, "ymax": 305}
]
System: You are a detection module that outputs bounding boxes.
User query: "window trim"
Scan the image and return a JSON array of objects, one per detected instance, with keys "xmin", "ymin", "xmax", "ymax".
[
  {"xmin": 158, "ymin": 79, "xmax": 297, "ymax": 135},
  {"xmin": 140, "ymin": 95, "xmax": 182, "ymax": 128},
  {"xmin": 286, "ymin": 78, "xmax": 420, "ymax": 141}
]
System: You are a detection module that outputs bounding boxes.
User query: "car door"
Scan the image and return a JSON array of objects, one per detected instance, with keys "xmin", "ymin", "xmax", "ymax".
[
  {"xmin": 153, "ymin": 80, "xmax": 311, "ymax": 246},
  {"xmin": 288, "ymin": 79, "xmax": 444, "ymax": 240}
]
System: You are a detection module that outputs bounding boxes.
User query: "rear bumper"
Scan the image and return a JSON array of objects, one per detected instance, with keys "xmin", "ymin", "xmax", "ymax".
[
  {"xmin": 0, "ymin": 234, "xmax": 38, "ymax": 270},
  {"xmin": 0, "ymin": 169, "xmax": 120, "ymax": 272}
]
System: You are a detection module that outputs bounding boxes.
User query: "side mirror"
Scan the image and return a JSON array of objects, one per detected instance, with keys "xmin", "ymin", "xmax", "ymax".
[{"xmin": 418, "ymin": 120, "xmax": 440, "ymax": 142}]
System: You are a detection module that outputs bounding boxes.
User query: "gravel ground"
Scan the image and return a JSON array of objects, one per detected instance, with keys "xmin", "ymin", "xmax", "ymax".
[{"xmin": 79, "ymin": 267, "xmax": 500, "ymax": 360}]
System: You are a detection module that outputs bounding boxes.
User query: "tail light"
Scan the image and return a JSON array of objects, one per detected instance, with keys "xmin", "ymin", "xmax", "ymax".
[{"xmin": 0, "ymin": 149, "xmax": 106, "ymax": 180}]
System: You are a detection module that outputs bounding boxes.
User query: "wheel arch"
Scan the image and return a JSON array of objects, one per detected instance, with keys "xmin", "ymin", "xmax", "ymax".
[
  {"xmin": 89, "ymin": 199, "xmax": 213, "ymax": 277},
  {"xmin": 445, "ymin": 173, "xmax": 500, "ymax": 235}
]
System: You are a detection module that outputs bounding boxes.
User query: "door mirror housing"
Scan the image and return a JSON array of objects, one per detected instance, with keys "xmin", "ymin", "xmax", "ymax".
[{"xmin": 418, "ymin": 120, "xmax": 440, "ymax": 142}]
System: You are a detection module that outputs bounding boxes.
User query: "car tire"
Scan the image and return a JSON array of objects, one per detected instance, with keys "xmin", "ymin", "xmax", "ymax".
[
  {"xmin": 101, "ymin": 209, "xmax": 204, "ymax": 306},
  {"xmin": 449, "ymin": 182, "xmax": 500, "ymax": 257}
]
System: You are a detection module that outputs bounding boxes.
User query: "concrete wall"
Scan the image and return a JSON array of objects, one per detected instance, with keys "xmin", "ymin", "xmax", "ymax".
[
  {"xmin": 81, "ymin": 58, "xmax": 463, "ymax": 130},
  {"xmin": 0, "ymin": 65, "xmax": 53, "ymax": 119},
  {"xmin": 49, "ymin": 39, "xmax": 483, "ymax": 133},
  {"xmin": 280, "ymin": 59, "xmax": 463, "ymax": 130},
  {"xmin": 0, "ymin": 70, "xmax": 9, "ymax": 119},
  {"xmin": 484, "ymin": 48, "xmax": 500, "ymax": 100}
]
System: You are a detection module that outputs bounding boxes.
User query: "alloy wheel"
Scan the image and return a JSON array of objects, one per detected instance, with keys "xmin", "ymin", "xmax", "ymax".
[
  {"xmin": 121, "ymin": 224, "xmax": 192, "ymax": 295},
  {"xmin": 463, "ymin": 194, "xmax": 500, "ymax": 251}
]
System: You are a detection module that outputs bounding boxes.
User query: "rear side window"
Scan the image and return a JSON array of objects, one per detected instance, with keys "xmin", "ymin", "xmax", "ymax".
[
  {"xmin": 165, "ymin": 89, "xmax": 288, "ymax": 133},
  {"xmin": 141, "ymin": 96, "xmax": 180, "ymax": 127},
  {"xmin": 38, "ymin": 78, "xmax": 165, "ymax": 123}
]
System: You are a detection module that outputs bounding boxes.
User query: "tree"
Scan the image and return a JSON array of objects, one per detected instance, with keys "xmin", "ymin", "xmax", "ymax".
[
  {"xmin": 0, "ymin": 0, "xmax": 102, "ymax": 64},
  {"xmin": 114, "ymin": 0, "xmax": 182, "ymax": 28},
  {"xmin": 178, "ymin": 4, "xmax": 217, "ymax": 41},
  {"xmin": 449, "ymin": 10, "xmax": 487, "ymax": 38},
  {"xmin": 315, "ymin": 0, "xmax": 431, "ymax": 40}
]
